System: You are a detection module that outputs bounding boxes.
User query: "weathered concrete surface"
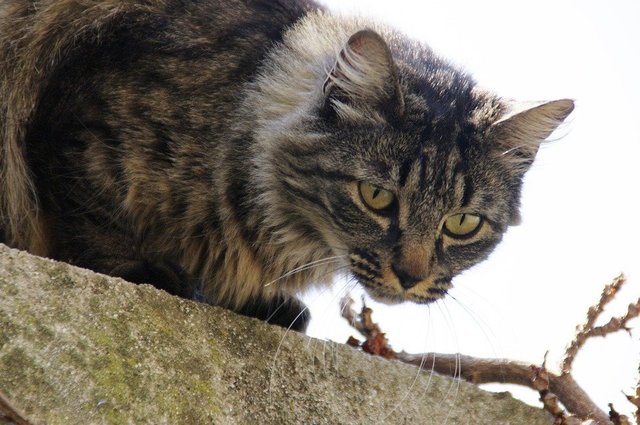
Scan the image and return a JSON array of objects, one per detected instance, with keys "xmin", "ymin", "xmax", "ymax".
[{"xmin": 0, "ymin": 244, "xmax": 551, "ymax": 424}]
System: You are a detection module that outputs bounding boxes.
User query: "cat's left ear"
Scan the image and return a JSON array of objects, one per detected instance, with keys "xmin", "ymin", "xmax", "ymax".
[
  {"xmin": 322, "ymin": 29, "xmax": 405, "ymax": 121},
  {"xmin": 488, "ymin": 99, "xmax": 575, "ymax": 170}
]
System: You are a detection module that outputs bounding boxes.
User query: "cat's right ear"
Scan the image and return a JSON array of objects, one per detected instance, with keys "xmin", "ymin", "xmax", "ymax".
[
  {"xmin": 322, "ymin": 29, "xmax": 405, "ymax": 122},
  {"xmin": 488, "ymin": 99, "xmax": 575, "ymax": 172}
]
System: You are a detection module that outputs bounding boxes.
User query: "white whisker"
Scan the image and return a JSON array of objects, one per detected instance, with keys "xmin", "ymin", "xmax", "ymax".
[
  {"xmin": 268, "ymin": 268, "xmax": 355, "ymax": 402},
  {"xmin": 305, "ymin": 276, "xmax": 358, "ymax": 350},
  {"xmin": 263, "ymin": 255, "xmax": 347, "ymax": 287},
  {"xmin": 434, "ymin": 300, "xmax": 462, "ymax": 425},
  {"xmin": 378, "ymin": 324, "xmax": 429, "ymax": 423},
  {"xmin": 447, "ymin": 291, "xmax": 503, "ymax": 360},
  {"xmin": 421, "ymin": 306, "xmax": 439, "ymax": 396}
]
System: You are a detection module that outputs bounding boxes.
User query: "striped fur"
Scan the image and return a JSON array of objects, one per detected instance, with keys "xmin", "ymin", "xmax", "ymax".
[{"xmin": 0, "ymin": 0, "xmax": 573, "ymax": 330}]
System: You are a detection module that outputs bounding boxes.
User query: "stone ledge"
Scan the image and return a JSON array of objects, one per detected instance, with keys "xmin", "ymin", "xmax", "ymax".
[{"xmin": 0, "ymin": 244, "xmax": 550, "ymax": 424}]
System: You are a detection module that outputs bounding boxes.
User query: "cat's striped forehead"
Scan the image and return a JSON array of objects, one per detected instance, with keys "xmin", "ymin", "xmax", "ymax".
[{"xmin": 341, "ymin": 103, "xmax": 515, "ymax": 233}]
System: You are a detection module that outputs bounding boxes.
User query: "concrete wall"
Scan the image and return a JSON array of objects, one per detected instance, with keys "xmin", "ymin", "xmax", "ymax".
[{"xmin": 0, "ymin": 244, "xmax": 551, "ymax": 424}]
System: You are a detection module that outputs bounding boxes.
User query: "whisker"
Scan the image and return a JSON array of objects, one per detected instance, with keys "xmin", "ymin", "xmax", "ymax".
[
  {"xmin": 307, "ymin": 276, "xmax": 359, "ymax": 366},
  {"xmin": 263, "ymin": 255, "xmax": 347, "ymax": 287},
  {"xmin": 447, "ymin": 291, "xmax": 503, "ymax": 359},
  {"xmin": 307, "ymin": 276, "xmax": 357, "ymax": 374},
  {"xmin": 377, "ymin": 301, "xmax": 443, "ymax": 423},
  {"xmin": 419, "ymin": 305, "xmax": 438, "ymax": 396},
  {"xmin": 305, "ymin": 275, "xmax": 358, "ymax": 350},
  {"xmin": 265, "ymin": 265, "xmax": 351, "ymax": 324},
  {"xmin": 268, "ymin": 267, "xmax": 355, "ymax": 401},
  {"xmin": 337, "ymin": 279, "xmax": 360, "ymax": 319},
  {"xmin": 378, "ymin": 314, "xmax": 430, "ymax": 423},
  {"xmin": 433, "ymin": 300, "xmax": 462, "ymax": 425}
]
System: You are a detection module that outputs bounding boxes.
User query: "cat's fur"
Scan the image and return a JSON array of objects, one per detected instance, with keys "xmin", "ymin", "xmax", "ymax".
[{"xmin": 0, "ymin": 0, "xmax": 573, "ymax": 331}]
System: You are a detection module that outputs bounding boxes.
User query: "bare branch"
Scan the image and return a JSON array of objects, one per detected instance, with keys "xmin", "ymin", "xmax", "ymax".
[
  {"xmin": 636, "ymin": 385, "xmax": 640, "ymax": 425},
  {"xmin": 341, "ymin": 274, "xmax": 639, "ymax": 425},
  {"xmin": 341, "ymin": 295, "xmax": 613, "ymax": 424},
  {"xmin": 608, "ymin": 403, "xmax": 633, "ymax": 425},
  {"xmin": 589, "ymin": 298, "xmax": 640, "ymax": 338},
  {"xmin": 562, "ymin": 274, "xmax": 627, "ymax": 374},
  {"xmin": 340, "ymin": 296, "xmax": 382, "ymax": 339},
  {"xmin": 340, "ymin": 296, "xmax": 396, "ymax": 358},
  {"xmin": 395, "ymin": 351, "xmax": 611, "ymax": 424},
  {"xmin": 624, "ymin": 385, "xmax": 639, "ymax": 425},
  {"xmin": 535, "ymin": 370, "xmax": 587, "ymax": 425}
]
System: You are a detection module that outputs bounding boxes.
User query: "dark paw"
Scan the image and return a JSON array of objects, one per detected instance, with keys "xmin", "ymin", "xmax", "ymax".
[
  {"xmin": 237, "ymin": 296, "xmax": 310, "ymax": 332},
  {"xmin": 109, "ymin": 260, "xmax": 193, "ymax": 299}
]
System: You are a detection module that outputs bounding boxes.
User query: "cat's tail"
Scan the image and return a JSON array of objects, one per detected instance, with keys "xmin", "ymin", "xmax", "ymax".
[{"xmin": 0, "ymin": 0, "xmax": 158, "ymax": 254}]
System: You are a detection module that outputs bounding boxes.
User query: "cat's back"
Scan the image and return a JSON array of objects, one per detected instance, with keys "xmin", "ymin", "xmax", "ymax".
[
  {"xmin": 0, "ymin": 0, "xmax": 319, "ymax": 96},
  {"xmin": 0, "ymin": 0, "xmax": 319, "ymax": 252}
]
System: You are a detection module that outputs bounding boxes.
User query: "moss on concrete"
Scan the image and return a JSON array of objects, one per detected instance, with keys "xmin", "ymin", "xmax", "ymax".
[{"xmin": 0, "ymin": 244, "xmax": 551, "ymax": 424}]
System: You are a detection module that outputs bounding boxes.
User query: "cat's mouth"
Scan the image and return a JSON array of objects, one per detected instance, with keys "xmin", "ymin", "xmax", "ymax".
[{"xmin": 349, "ymin": 251, "xmax": 452, "ymax": 304}]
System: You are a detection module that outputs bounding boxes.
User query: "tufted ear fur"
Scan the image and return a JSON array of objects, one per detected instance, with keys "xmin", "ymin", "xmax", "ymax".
[
  {"xmin": 322, "ymin": 29, "xmax": 404, "ymax": 121},
  {"xmin": 489, "ymin": 99, "xmax": 575, "ymax": 171}
]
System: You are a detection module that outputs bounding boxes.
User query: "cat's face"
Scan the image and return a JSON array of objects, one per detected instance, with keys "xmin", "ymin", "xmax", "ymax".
[
  {"xmin": 296, "ymin": 114, "xmax": 521, "ymax": 304},
  {"xmin": 319, "ymin": 125, "xmax": 516, "ymax": 304},
  {"xmin": 269, "ymin": 29, "xmax": 573, "ymax": 304}
]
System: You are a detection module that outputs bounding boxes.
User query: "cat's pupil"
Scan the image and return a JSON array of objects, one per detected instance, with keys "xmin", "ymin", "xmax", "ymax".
[
  {"xmin": 372, "ymin": 188, "xmax": 381, "ymax": 199},
  {"xmin": 459, "ymin": 214, "xmax": 466, "ymax": 225}
]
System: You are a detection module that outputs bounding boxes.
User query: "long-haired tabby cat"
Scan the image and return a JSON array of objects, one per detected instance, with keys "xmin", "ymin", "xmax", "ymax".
[{"xmin": 0, "ymin": 0, "xmax": 573, "ymax": 331}]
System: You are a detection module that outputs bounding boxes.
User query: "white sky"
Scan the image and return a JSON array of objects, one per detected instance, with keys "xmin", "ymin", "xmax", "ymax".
[{"xmin": 303, "ymin": 0, "xmax": 640, "ymax": 416}]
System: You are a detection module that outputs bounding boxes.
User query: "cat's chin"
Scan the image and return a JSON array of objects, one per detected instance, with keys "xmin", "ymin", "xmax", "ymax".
[
  {"xmin": 363, "ymin": 289, "xmax": 406, "ymax": 306},
  {"xmin": 360, "ymin": 283, "xmax": 440, "ymax": 305}
]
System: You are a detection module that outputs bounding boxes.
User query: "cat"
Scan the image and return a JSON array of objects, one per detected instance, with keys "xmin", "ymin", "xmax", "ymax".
[{"xmin": 0, "ymin": 0, "xmax": 573, "ymax": 331}]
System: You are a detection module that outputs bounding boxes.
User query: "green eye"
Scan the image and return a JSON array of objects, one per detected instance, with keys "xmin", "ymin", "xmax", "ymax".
[
  {"xmin": 359, "ymin": 182, "xmax": 395, "ymax": 211},
  {"xmin": 443, "ymin": 213, "xmax": 483, "ymax": 238}
]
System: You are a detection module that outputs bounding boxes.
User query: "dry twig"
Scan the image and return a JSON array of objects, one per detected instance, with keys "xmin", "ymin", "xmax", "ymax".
[
  {"xmin": 341, "ymin": 297, "xmax": 395, "ymax": 359},
  {"xmin": 340, "ymin": 273, "xmax": 640, "ymax": 425},
  {"xmin": 561, "ymin": 274, "xmax": 628, "ymax": 374},
  {"xmin": 395, "ymin": 351, "xmax": 611, "ymax": 424},
  {"xmin": 531, "ymin": 356, "xmax": 581, "ymax": 424},
  {"xmin": 341, "ymin": 295, "xmax": 610, "ymax": 423},
  {"xmin": 608, "ymin": 404, "xmax": 633, "ymax": 425},
  {"xmin": 625, "ymin": 385, "xmax": 639, "ymax": 425}
]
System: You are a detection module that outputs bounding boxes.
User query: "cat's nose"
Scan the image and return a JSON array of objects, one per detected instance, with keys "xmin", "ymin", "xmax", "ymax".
[{"xmin": 392, "ymin": 264, "xmax": 422, "ymax": 290}]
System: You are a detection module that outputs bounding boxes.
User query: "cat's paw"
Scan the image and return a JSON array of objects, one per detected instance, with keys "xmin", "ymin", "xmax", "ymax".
[
  {"xmin": 109, "ymin": 260, "xmax": 192, "ymax": 298},
  {"xmin": 237, "ymin": 296, "xmax": 310, "ymax": 332}
]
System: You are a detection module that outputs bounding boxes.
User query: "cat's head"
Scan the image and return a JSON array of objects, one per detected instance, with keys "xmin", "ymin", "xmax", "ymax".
[{"xmin": 263, "ymin": 29, "xmax": 574, "ymax": 304}]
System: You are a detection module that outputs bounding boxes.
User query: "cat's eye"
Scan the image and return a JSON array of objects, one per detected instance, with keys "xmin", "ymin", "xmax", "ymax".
[
  {"xmin": 443, "ymin": 213, "xmax": 483, "ymax": 239},
  {"xmin": 358, "ymin": 182, "xmax": 395, "ymax": 212}
]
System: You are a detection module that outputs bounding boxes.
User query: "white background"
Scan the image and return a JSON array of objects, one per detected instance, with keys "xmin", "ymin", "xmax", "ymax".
[{"xmin": 303, "ymin": 0, "xmax": 640, "ymax": 417}]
